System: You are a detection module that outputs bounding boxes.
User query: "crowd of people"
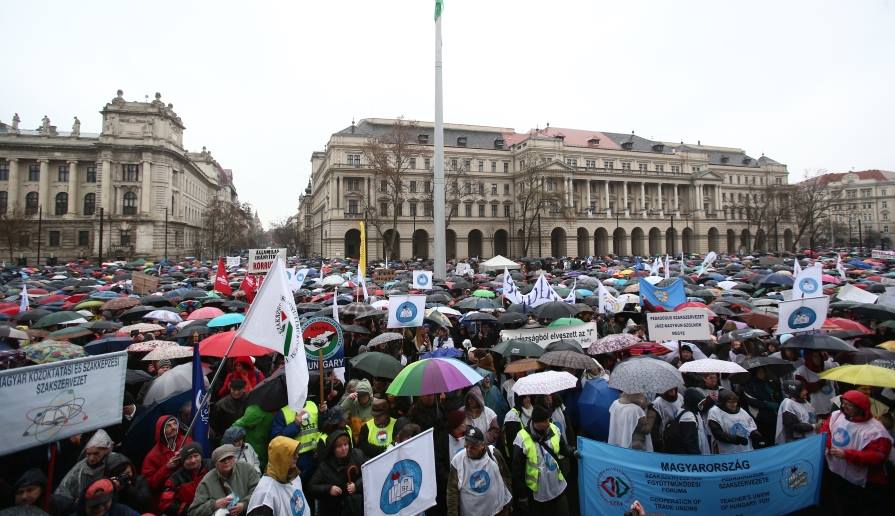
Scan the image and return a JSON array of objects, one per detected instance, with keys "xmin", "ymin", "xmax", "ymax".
[{"xmin": 1, "ymin": 250, "xmax": 894, "ymax": 516}]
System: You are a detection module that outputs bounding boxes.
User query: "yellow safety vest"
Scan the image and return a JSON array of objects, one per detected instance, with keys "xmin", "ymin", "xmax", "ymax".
[
  {"xmin": 281, "ymin": 401, "xmax": 319, "ymax": 454},
  {"xmin": 365, "ymin": 418, "xmax": 396, "ymax": 449},
  {"xmin": 517, "ymin": 424, "xmax": 564, "ymax": 493}
]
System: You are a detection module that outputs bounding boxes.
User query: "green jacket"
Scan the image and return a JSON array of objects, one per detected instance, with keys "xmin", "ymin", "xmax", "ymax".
[
  {"xmin": 188, "ymin": 462, "xmax": 260, "ymax": 516},
  {"xmin": 234, "ymin": 404, "xmax": 274, "ymax": 469}
]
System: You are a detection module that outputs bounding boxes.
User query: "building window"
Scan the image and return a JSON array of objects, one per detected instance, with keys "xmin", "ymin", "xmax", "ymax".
[
  {"xmin": 122, "ymin": 191, "xmax": 138, "ymax": 215},
  {"xmin": 123, "ymin": 164, "xmax": 140, "ymax": 182},
  {"xmin": 347, "ymin": 154, "xmax": 361, "ymax": 166},
  {"xmin": 57, "ymin": 165, "xmax": 69, "ymax": 182},
  {"xmin": 546, "ymin": 179, "xmax": 555, "ymax": 192},
  {"xmin": 491, "ymin": 183, "xmax": 497, "ymax": 195},
  {"xmin": 566, "ymin": 158, "xmax": 577, "ymax": 167},
  {"xmin": 78, "ymin": 230, "xmax": 89, "ymax": 247},
  {"xmin": 478, "ymin": 160, "xmax": 484, "ymax": 172},
  {"xmin": 691, "ymin": 165, "xmax": 701, "ymax": 172},
  {"xmin": 638, "ymin": 163, "xmax": 648, "ymax": 172},
  {"xmin": 671, "ymin": 165, "xmax": 680, "ymax": 173},
  {"xmin": 55, "ymin": 192, "xmax": 68, "ymax": 215},
  {"xmin": 655, "ymin": 164, "xmax": 664, "ymax": 172},
  {"xmin": 409, "ymin": 157, "xmax": 416, "ymax": 169},
  {"xmin": 519, "ymin": 160, "xmax": 525, "ymax": 170},
  {"xmin": 465, "ymin": 203, "xmax": 472, "ymax": 217},
  {"xmin": 451, "ymin": 159, "xmax": 458, "ymax": 170},
  {"xmin": 347, "ymin": 199, "xmax": 359, "ymax": 214},
  {"xmin": 424, "ymin": 158, "xmax": 431, "ymax": 170},
  {"xmin": 380, "ymin": 180, "xmax": 387, "ymax": 193},
  {"xmin": 503, "ymin": 162, "xmax": 509, "ymax": 173},
  {"xmin": 503, "ymin": 184, "xmax": 510, "ymax": 195},
  {"xmin": 409, "ymin": 202, "xmax": 417, "ymax": 217},
  {"xmin": 621, "ymin": 162, "xmax": 631, "ymax": 171},
  {"xmin": 883, "ymin": 201, "xmax": 888, "ymax": 209},
  {"xmin": 86, "ymin": 165, "xmax": 97, "ymax": 182},
  {"xmin": 884, "ymin": 213, "xmax": 889, "ymax": 221},
  {"xmin": 586, "ymin": 160, "xmax": 596, "ymax": 169},
  {"xmin": 83, "ymin": 193, "xmax": 95, "ymax": 215},
  {"xmin": 49, "ymin": 231, "xmax": 60, "ymax": 247},
  {"xmin": 28, "ymin": 164, "xmax": 40, "ymax": 182},
  {"xmin": 846, "ymin": 190, "xmax": 856, "ymax": 199},
  {"xmin": 379, "ymin": 202, "xmax": 388, "ymax": 217},
  {"xmin": 463, "ymin": 159, "xmax": 471, "ymax": 171},
  {"xmin": 120, "ymin": 229, "xmax": 131, "ymax": 246},
  {"xmin": 862, "ymin": 189, "xmax": 872, "ymax": 198},
  {"xmin": 395, "ymin": 203, "xmax": 403, "ymax": 216},
  {"xmin": 884, "ymin": 225, "xmax": 890, "ymax": 233},
  {"xmin": 409, "ymin": 180, "xmax": 417, "ymax": 193},
  {"xmin": 424, "ymin": 180, "xmax": 431, "ymax": 193},
  {"xmin": 424, "ymin": 202, "xmax": 433, "ymax": 217},
  {"xmin": 0, "ymin": 162, "xmax": 8, "ymax": 181},
  {"xmin": 881, "ymin": 188, "xmax": 887, "ymax": 196},
  {"xmin": 25, "ymin": 192, "xmax": 38, "ymax": 215},
  {"xmin": 504, "ymin": 205, "xmax": 511, "ymax": 217},
  {"xmin": 605, "ymin": 160, "xmax": 614, "ymax": 170},
  {"xmin": 478, "ymin": 204, "xmax": 485, "ymax": 217},
  {"xmin": 491, "ymin": 204, "xmax": 497, "ymax": 217},
  {"xmin": 0, "ymin": 191, "xmax": 6, "ymax": 213},
  {"xmin": 491, "ymin": 161, "xmax": 497, "ymax": 172}
]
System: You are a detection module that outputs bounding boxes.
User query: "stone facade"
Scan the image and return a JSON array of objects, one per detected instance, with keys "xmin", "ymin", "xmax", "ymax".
[
  {"xmin": 297, "ymin": 118, "xmax": 796, "ymax": 260},
  {"xmin": 818, "ymin": 170, "xmax": 895, "ymax": 247},
  {"xmin": 0, "ymin": 91, "xmax": 239, "ymax": 264}
]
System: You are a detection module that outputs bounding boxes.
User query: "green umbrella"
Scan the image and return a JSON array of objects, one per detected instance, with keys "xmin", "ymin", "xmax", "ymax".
[
  {"xmin": 33, "ymin": 311, "xmax": 87, "ymax": 328},
  {"xmin": 22, "ymin": 340, "xmax": 86, "ymax": 364},
  {"xmin": 350, "ymin": 351, "xmax": 403, "ymax": 379},
  {"xmin": 472, "ymin": 289, "xmax": 496, "ymax": 298},
  {"xmin": 548, "ymin": 317, "xmax": 584, "ymax": 328},
  {"xmin": 74, "ymin": 300, "xmax": 104, "ymax": 310},
  {"xmin": 48, "ymin": 326, "xmax": 94, "ymax": 339}
]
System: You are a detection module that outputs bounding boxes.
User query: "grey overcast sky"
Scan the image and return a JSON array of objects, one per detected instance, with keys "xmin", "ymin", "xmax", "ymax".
[{"xmin": 3, "ymin": 0, "xmax": 893, "ymax": 226}]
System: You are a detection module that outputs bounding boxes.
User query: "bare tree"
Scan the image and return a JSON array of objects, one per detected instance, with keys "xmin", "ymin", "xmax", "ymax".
[
  {"xmin": 727, "ymin": 183, "xmax": 793, "ymax": 251},
  {"xmin": 0, "ymin": 208, "xmax": 33, "ymax": 263},
  {"xmin": 514, "ymin": 157, "xmax": 568, "ymax": 256},
  {"xmin": 790, "ymin": 172, "xmax": 836, "ymax": 251},
  {"xmin": 201, "ymin": 199, "xmax": 256, "ymax": 257}
]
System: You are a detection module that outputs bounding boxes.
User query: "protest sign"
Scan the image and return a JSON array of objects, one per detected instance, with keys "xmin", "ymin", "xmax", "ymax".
[
  {"xmin": 131, "ymin": 271, "xmax": 159, "ymax": 295},
  {"xmin": 646, "ymin": 309, "xmax": 713, "ymax": 341},
  {"xmin": 412, "ymin": 270, "xmax": 433, "ymax": 290},
  {"xmin": 792, "ymin": 264, "xmax": 824, "ymax": 299},
  {"xmin": 362, "ymin": 428, "xmax": 437, "ymax": 516},
  {"xmin": 302, "ymin": 317, "xmax": 345, "ymax": 371},
  {"xmin": 777, "ymin": 296, "xmax": 829, "ymax": 334},
  {"xmin": 837, "ymin": 283, "xmax": 879, "ymax": 304},
  {"xmin": 225, "ymin": 256, "xmax": 241, "ymax": 268},
  {"xmin": 500, "ymin": 321, "xmax": 599, "ymax": 349},
  {"xmin": 0, "ymin": 352, "xmax": 127, "ymax": 455},
  {"xmin": 247, "ymin": 248, "xmax": 287, "ymax": 274},
  {"xmin": 387, "ymin": 295, "xmax": 426, "ymax": 328},
  {"xmin": 872, "ymin": 249, "xmax": 895, "ymax": 260},
  {"xmin": 578, "ymin": 435, "xmax": 824, "ymax": 516}
]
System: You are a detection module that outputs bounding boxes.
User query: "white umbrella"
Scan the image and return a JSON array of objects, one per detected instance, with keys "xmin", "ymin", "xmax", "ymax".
[
  {"xmin": 144, "ymin": 310, "xmax": 183, "ymax": 323},
  {"xmin": 142, "ymin": 363, "xmax": 192, "ymax": 405},
  {"xmin": 679, "ymin": 358, "xmax": 748, "ymax": 374},
  {"xmin": 616, "ymin": 294, "xmax": 640, "ymax": 305},
  {"xmin": 718, "ymin": 280, "xmax": 739, "ymax": 291},
  {"xmin": 434, "ymin": 306, "xmax": 462, "ymax": 316},
  {"xmin": 142, "ymin": 345, "xmax": 194, "ymax": 361},
  {"xmin": 608, "ymin": 357, "xmax": 683, "ymax": 394},
  {"xmin": 322, "ymin": 274, "xmax": 345, "ymax": 287},
  {"xmin": 512, "ymin": 371, "xmax": 578, "ymax": 396},
  {"xmin": 58, "ymin": 317, "xmax": 89, "ymax": 326},
  {"xmin": 370, "ymin": 299, "xmax": 389, "ymax": 310}
]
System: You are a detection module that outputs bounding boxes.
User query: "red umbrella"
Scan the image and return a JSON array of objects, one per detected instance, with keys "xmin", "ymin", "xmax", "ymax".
[
  {"xmin": 0, "ymin": 303, "xmax": 20, "ymax": 316},
  {"xmin": 187, "ymin": 306, "xmax": 225, "ymax": 320},
  {"xmin": 27, "ymin": 288, "xmax": 49, "ymax": 296},
  {"xmin": 827, "ymin": 317, "xmax": 872, "ymax": 335},
  {"xmin": 822, "ymin": 274, "xmax": 840, "ymax": 285},
  {"xmin": 37, "ymin": 294, "xmax": 67, "ymax": 305},
  {"xmin": 628, "ymin": 342, "xmax": 671, "ymax": 356},
  {"xmin": 199, "ymin": 330, "xmax": 273, "ymax": 357},
  {"xmin": 674, "ymin": 301, "xmax": 710, "ymax": 311}
]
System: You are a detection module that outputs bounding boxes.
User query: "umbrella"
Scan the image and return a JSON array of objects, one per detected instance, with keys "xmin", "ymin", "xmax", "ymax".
[
  {"xmin": 386, "ymin": 358, "xmax": 483, "ymax": 396},
  {"xmin": 73, "ymin": 300, "xmax": 104, "ymax": 310},
  {"xmin": 472, "ymin": 289, "xmax": 496, "ymax": 298},
  {"xmin": 512, "ymin": 370, "xmax": 578, "ymax": 395},
  {"xmin": 120, "ymin": 305, "xmax": 157, "ymax": 321},
  {"xmin": 242, "ymin": 366, "xmax": 312, "ymax": 411},
  {"xmin": 539, "ymin": 350, "xmax": 598, "ymax": 370},
  {"xmin": 142, "ymin": 362, "xmax": 193, "ymax": 405},
  {"xmin": 321, "ymin": 274, "xmax": 345, "ymax": 286},
  {"xmin": 0, "ymin": 326, "xmax": 29, "ymax": 340},
  {"xmin": 125, "ymin": 369, "xmax": 153, "ymax": 385},
  {"xmin": 144, "ymin": 310, "xmax": 182, "ymax": 323},
  {"xmin": 679, "ymin": 358, "xmax": 748, "ymax": 374},
  {"xmin": 33, "ymin": 311, "xmax": 85, "ymax": 328},
  {"xmin": 340, "ymin": 324, "xmax": 371, "ymax": 334},
  {"xmin": 187, "ymin": 307, "xmax": 225, "ymax": 320},
  {"xmin": 878, "ymin": 341, "xmax": 895, "ymax": 352},
  {"xmin": 127, "ymin": 340, "xmax": 177, "ymax": 352},
  {"xmin": 588, "ymin": 333, "xmax": 641, "ymax": 355},
  {"xmin": 207, "ymin": 313, "xmax": 246, "ymax": 328},
  {"xmin": 199, "ymin": 331, "xmax": 273, "ymax": 357},
  {"xmin": 820, "ymin": 364, "xmax": 895, "ymax": 388},
  {"xmin": 782, "ymin": 333, "xmax": 857, "ymax": 352},
  {"xmin": 848, "ymin": 303, "xmax": 895, "ymax": 321},
  {"xmin": 426, "ymin": 292, "xmax": 452, "ymax": 304},
  {"xmin": 349, "ymin": 351, "xmax": 403, "ymax": 379},
  {"xmin": 532, "ymin": 302, "xmax": 581, "ymax": 321},
  {"xmin": 826, "ymin": 318, "xmax": 872, "ymax": 335},
  {"xmin": 497, "ymin": 312, "xmax": 527, "ymax": 326},
  {"xmin": 757, "ymin": 273, "xmax": 795, "ymax": 287},
  {"xmin": 22, "ymin": 340, "xmax": 86, "ymax": 364},
  {"xmin": 368, "ymin": 332, "xmax": 404, "ymax": 348},
  {"xmin": 84, "ymin": 336, "xmax": 133, "ymax": 355},
  {"xmin": 118, "ymin": 323, "xmax": 165, "ymax": 335},
  {"xmin": 463, "ymin": 312, "xmax": 497, "ymax": 322},
  {"xmin": 548, "ymin": 317, "xmax": 584, "ymax": 328},
  {"xmin": 420, "ymin": 347, "xmax": 465, "ymax": 359},
  {"xmin": 101, "ymin": 297, "xmax": 140, "ymax": 311},
  {"xmin": 491, "ymin": 339, "xmax": 544, "ymax": 358},
  {"xmin": 545, "ymin": 339, "xmax": 584, "ymax": 353},
  {"xmin": 340, "ymin": 303, "xmax": 379, "ymax": 318},
  {"xmin": 424, "ymin": 308, "xmax": 452, "ymax": 328},
  {"xmin": 17, "ymin": 309, "xmax": 51, "ymax": 323},
  {"xmin": 627, "ymin": 342, "xmax": 672, "ymax": 356},
  {"xmin": 503, "ymin": 358, "xmax": 546, "ymax": 374},
  {"xmin": 843, "ymin": 347, "xmax": 895, "ymax": 365},
  {"xmin": 454, "ymin": 297, "xmax": 499, "ymax": 311},
  {"xmin": 607, "ymin": 357, "xmax": 683, "ymax": 394},
  {"xmin": 142, "ymin": 345, "xmax": 194, "ymax": 361},
  {"xmin": 738, "ymin": 356, "xmax": 795, "ymax": 377},
  {"xmin": 577, "ymin": 378, "xmax": 619, "ymax": 440},
  {"xmin": 434, "ymin": 306, "xmax": 462, "ymax": 317},
  {"xmin": 48, "ymin": 326, "xmax": 93, "ymax": 340},
  {"xmin": 717, "ymin": 328, "xmax": 769, "ymax": 344}
]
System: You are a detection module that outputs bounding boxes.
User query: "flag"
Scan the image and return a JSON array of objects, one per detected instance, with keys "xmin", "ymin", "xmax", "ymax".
[
  {"xmin": 332, "ymin": 290, "xmax": 340, "ymax": 324},
  {"xmin": 19, "ymin": 276, "xmax": 28, "ymax": 314},
  {"xmin": 838, "ymin": 283, "xmax": 879, "ymax": 304},
  {"xmin": 634, "ymin": 256, "xmax": 643, "ymax": 271},
  {"xmin": 650, "ymin": 258, "xmax": 660, "ymax": 276},
  {"xmin": 777, "ymin": 296, "xmax": 829, "ymax": 334},
  {"xmin": 697, "ymin": 251, "xmax": 717, "ymax": 278},
  {"xmin": 521, "ymin": 273, "xmax": 563, "ymax": 308},
  {"xmin": 360, "ymin": 275, "xmax": 370, "ymax": 302},
  {"xmin": 190, "ymin": 345, "xmax": 211, "ymax": 455},
  {"xmin": 792, "ymin": 264, "xmax": 823, "ymax": 299},
  {"xmin": 359, "ymin": 221, "xmax": 367, "ymax": 280},
  {"xmin": 597, "ymin": 279, "xmax": 619, "ymax": 315},
  {"xmin": 836, "ymin": 254, "xmax": 846, "ymax": 279},
  {"xmin": 387, "ymin": 295, "xmax": 425, "ymax": 328},
  {"xmin": 639, "ymin": 277, "xmax": 686, "ymax": 311},
  {"xmin": 564, "ymin": 279, "xmax": 577, "ymax": 304},
  {"xmin": 237, "ymin": 259, "xmax": 308, "ymax": 410},
  {"xmin": 362, "ymin": 428, "xmax": 437, "ymax": 516},
  {"xmin": 502, "ymin": 267, "xmax": 523, "ymax": 304},
  {"xmin": 412, "ymin": 270, "xmax": 433, "ymax": 290},
  {"xmin": 793, "ymin": 258, "xmax": 803, "ymax": 277},
  {"xmin": 214, "ymin": 258, "xmax": 232, "ymax": 296},
  {"xmin": 434, "ymin": 0, "xmax": 444, "ymax": 21},
  {"xmin": 240, "ymin": 275, "xmax": 258, "ymax": 303},
  {"xmin": 664, "ymin": 255, "xmax": 670, "ymax": 279},
  {"xmin": 288, "ymin": 268, "xmax": 309, "ymax": 293}
]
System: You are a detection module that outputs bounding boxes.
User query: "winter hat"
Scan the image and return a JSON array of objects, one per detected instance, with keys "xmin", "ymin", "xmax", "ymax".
[
  {"xmin": 179, "ymin": 442, "xmax": 204, "ymax": 461},
  {"xmin": 13, "ymin": 468, "xmax": 47, "ymax": 490},
  {"xmin": 85, "ymin": 429, "xmax": 113, "ymax": 450},
  {"xmin": 84, "ymin": 479, "xmax": 114, "ymax": 508},
  {"xmin": 221, "ymin": 426, "xmax": 247, "ymax": 445},
  {"xmin": 157, "ymin": 359, "xmax": 172, "ymax": 369},
  {"xmin": 531, "ymin": 405, "xmax": 551, "ymax": 423}
]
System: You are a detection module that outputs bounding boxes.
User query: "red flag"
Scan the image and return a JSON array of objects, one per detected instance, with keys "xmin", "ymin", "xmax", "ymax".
[
  {"xmin": 240, "ymin": 274, "xmax": 257, "ymax": 303},
  {"xmin": 214, "ymin": 258, "xmax": 232, "ymax": 296}
]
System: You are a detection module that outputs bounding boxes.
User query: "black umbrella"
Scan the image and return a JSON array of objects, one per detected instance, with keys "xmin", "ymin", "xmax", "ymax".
[
  {"xmin": 532, "ymin": 302, "xmax": 581, "ymax": 322},
  {"xmin": 350, "ymin": 351, "xmax": 403, "ymax": 379},
  {"xmin": 426, "ymin": 292, "xmax": 452, "ymax": 304},
  {"xmin": 736, "ymin": 356, "xmax": 795, "ymax": 378},
  {"xmin": 244, "ymin": 368, "xmax": 323, "ymax": 411},
  {"xmin": 120, "ymin": 305, "xmax": 155, "ymax": 321},
  {"xmin": 539, "ymin": 350, "xmax": 595, "ymax": 370},
  {"xmin": 849, "ymin": 303, "xmax": 895, "ymax": 321},
  {"xmin": 497, "ymin": 312, "xmax": 527, "ymax": 326},
  {"xmin": 16, "ymin": 309, "xmax": 51, "ymax": 323},
  {"xmin": 782, "ymin": 333, "xmax": 857, "ymax": 352},
  {"xmin": 545, "ymin": 339, "xmax": 584, "ymax": 353},
  {"xmin": 464, "ymin": 312, "xmax": 497, "ymax": 322},
  {"xmin": 140, "ymin": 295, "xmax": 171, "ymax": 307},
  {"xmin": 340, "ymin": 324, "xmax": 371, "ymax": 334},
  {"xmin": 843, "ymin": 347, "xmax": 895, "ymax": 365},
  {"xmin": 491, "ymin": 339, "xmax": 544, "ymax": 358}
]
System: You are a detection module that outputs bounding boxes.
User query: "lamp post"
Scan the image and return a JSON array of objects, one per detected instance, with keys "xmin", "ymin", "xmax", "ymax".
[
  {"xmin": 670, "ymin": 213, "xmax": 675, "ymax": 256},
  {"xmin": 858, "ymin": 218, "xmax": 863, "ymax": 256},
  {"xmin": 36, "ymin": 205, "xmax": 42, "ymax": 265},
  {"xmin": 164, "ymin": 207, "xmax": 168, "ymax": 262},
  {"xmin": 98, "ymin": 207, "xmax": 104, "ymax": 264}
]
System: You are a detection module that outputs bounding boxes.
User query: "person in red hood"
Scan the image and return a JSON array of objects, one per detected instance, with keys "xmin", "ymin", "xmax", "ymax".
[
  {"xmin": 141, "ymin": 415, "xmax": 192, "ymax": 497},
  {"xmin": 216, "ymin": 356, "xmax": 265, "ymax": 398},
  {"xmin": 820, "ymin": 389, "xmax": 892, "ymax": 515}
]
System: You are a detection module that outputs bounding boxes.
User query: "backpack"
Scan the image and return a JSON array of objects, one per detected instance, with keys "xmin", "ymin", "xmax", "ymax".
[{"xmin": 662, "ymin": 410, "xmax": 689, "ymax": 454}]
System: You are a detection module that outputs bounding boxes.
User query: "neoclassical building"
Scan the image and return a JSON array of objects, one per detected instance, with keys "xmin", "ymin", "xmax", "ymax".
[
  {"xmin": 819, "ymin": 170, "xmax": 895, "ymax": 248},
  {"xmin": 0, "ymin": 90, "xmax": 239, "ymax": 263},
  {"xmin": 298, "ymin": 118, "xmax": 795, "ymax": 260}
]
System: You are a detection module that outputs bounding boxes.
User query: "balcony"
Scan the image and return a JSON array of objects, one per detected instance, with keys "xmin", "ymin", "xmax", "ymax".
[{"xmin": 342, "ymin": 211, "xmax": 364, "ymax": 219}]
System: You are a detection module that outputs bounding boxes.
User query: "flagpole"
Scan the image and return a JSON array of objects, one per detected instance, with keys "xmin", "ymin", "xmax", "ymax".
[{"xmin": 433, "ymin": 0, "xmax": 447, "ymax": 282}]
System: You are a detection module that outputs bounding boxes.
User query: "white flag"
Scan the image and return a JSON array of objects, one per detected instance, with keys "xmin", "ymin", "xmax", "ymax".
[
  {"xmin": 564, "ymin": 279, "xmax": 577, "ymax": 305},
  {"xmin": 521, "ymin": 273, "xmax": 562, "ymax": 308},
  {"xmin": 776, "ymin": 296, "xmax": 829, "ymax": 334},
  {"xmin": 664, "ymin": 255, "xmax": 670, "ymax": 279},
  {"xmin": 596, "ymin": 279, "xmax": 617, "ymax": 315},
  {"xmin": 237, "ymin": 258, "xmax": 308, "ymax": 410},
  {"xmin": 332, "ymin": 290, "xmax": 340, "ymax": 324},
  {"xmin": 697, "ymin": 251, "xmax": 717, "ymax": 278},
  {"xmin": 502, "ymin": 267, "xmax": 523, "ymax": 304},
  {"xmin": 793, "ymin": 258, "xmax": 803, "ymax": 277},
  {"xmin": 387, "ymin": 295, "xmax": 426, "ymax": 328},
  {"xmin": 19, "ymin": 277, "xmax": 29, "ymax": 314},
  {"xmin": 650, "ymin": 258, "xmax": 661, "ymax": 276},
  {"xmin": 838, "ymin": 283, "xmax": 879, "ymax": 304},
  {"xmin": 287, "ymin": 268, "xmax": 309, "ymax": 293},
  {"xmin": 412, "ymin": 270, "xmax": 433, "ymax": 290},
  {"xmin": 792, "ymin": 263, "xmax": 824, "ymax": 299},
  {"xmin": 362, "ymin": 428, "xmax": 437, "ymax": 516},
  {"xmin": 360, "ymin": 273, "xmax": 370, "ymax": 302},
  {"xmin": 836, "ymin": 254, "xmax": 847, "ymax": 280}
]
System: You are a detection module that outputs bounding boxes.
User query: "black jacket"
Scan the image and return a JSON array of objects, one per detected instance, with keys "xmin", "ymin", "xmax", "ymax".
[{"xmin": 308, "ymin": 430, "xmax": 366, "ymax": 516}]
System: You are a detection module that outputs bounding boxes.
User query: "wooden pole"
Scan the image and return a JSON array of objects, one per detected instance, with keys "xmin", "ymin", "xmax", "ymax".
[{"xmin": 319, "ymin": 348, "xmax": 325, "ymax": 404}]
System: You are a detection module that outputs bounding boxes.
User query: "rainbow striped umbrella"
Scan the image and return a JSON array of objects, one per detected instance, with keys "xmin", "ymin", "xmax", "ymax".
[{"xmin": 386, "ymin": 358, "xmax": 483, "ymax": 396}]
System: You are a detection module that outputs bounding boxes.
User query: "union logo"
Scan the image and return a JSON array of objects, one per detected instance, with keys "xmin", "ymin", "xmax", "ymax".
[{"xmin": 597, "ymin": 468, "xmax": 634, "ymax": 506}]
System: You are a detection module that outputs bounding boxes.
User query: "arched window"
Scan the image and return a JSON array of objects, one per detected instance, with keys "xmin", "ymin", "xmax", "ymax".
[
  {"xmin": 123, "ymin": 191, "xmax": 137, "ymax": 215},
  {"xmin": 25, "ymin": 192, "xmax": 38, "ymax": 215},
  {"xmin": 55, "ymin": 192, "xmax": 68, "ymax": 215},
  {"xmin": 83, "ymin": 193, "xmax": 95, "ymax": 216}
]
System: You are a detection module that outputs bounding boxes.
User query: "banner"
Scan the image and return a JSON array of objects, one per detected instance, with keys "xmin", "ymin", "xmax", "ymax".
[
  {"xmin": 412, "ymin": 270, "xmax": 433, "ymax": 290},
  {"xmin": 502, "ymin": 267, "xmax": 523, "ymax": 304},
  {"xmin": 640, "ymin": 277, "xmax": 686, "ymax": 311},
  {"xmin": 647, "ymin": 309, "xmax": 713, "ymax": 341},
  {"xmin": 0, "ymin": 352, "xmax": 127, "ymax": 455},
  {"xmin": 387, "ymin": 295, "xmax": 426, "ymax": 328},
  {"xmin": 776, "ymin": 296, "xmax": 830, "ymax": 334},
  {"xmin": 131, "ymin": 271, "xmax": 159, "ymax": 295},
  {"xmin": 359, "ymin": 221, "xmax": 367, "ymax": 279},
  {"xmin": 578, "ymin": 435, "xmax": 824, "ymax": 516},
  {"xmin": 362, "ymin": 428, "xmax": 437, "ymax": 516},
  {"xmin": 302, "ymin": 317, "xmax": 345, "ymax": 371},
  {"xmin": 521, "ymin": 273, "xmax": 563, "ymax": 308},
  {"xmin": 247, "ymin": 248, "xmax": 287, "ymax": 274},
  {"xmin": 837, "ymin": 283, "xmax": 879, "ymax": 304},
  {"xmin": 500, "ymin": 321, "xmax": 599, "ymax": 349},
  {"xmin": 226, "ymin": 256, "xmax": 241, "ymax": 268},
  {"xmin": 792, "ymin": 264, "xmax": 824, "ymax": 299},
  {"xmin": 872, "ymin": 249, "xmax": 895, "ymax": 260}
]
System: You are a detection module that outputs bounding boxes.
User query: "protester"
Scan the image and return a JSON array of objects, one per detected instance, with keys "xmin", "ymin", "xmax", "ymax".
[
  {"xmin": 308, "ymin": 430, "xmax": 365, "ymax": 516},
  {"xmin": 707, "ymin": 390, "xmax": 766, "ymax": 453},
  {"xmin": 775, "ymin": 380, "xmax": 819, "ymax": 444},
  {"xmin": 78, "ymin": 478, "xmax": 140, "ymax": 516},
  {"xmin": 447, "ymin": 426, "xmax": 513, "ymax": 516},
  {"xmin": 664, "ymin": 388, "xmax": 711, "ymax": 455},
  {"xmin": 511, "ymin": 405, "xmax": 573, "ymax": 514},
  {"xmin": 212, "ymin": 378, "xmax": 249, "ymax": 439},
  {"xmin": 221, "ymin": 427, "xmax": 261, "ymax": 473},
  {"xmin": 247, "ymin": 436, "xmax": 309, "ymax": 516},
  {"xmin": 159, "ymin": 443, "xmax": 211, "ymax": 516},
  {"xmin": 105, "ymin": 454, "xmax": 153, "ymax": 513},
  {"xmin": 55, "ymin": 430, "xmax": 123, "ymax": 512},
  {"xmin": 142, "ymin": 416, "xmax": 191, "ymax": 496},
  {"xmin": 608, "ymin": 393, "xmax": 656, "ymax": 451},
  {"xmin": 463, "ymin": 386, "xmax": 500, "ymax": 446},
  {"xmin": 357, "ymin": 398, "xmax": 396, "ymax": 458},
  {"xmin": 188, "ymin": 444, "xmax": 260, "ymax": 516}
]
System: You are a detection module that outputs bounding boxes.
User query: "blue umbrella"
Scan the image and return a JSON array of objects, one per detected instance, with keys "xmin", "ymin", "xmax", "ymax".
[
  {"xmin": 420, "ymin": 347, "xmax": 464, "ymax": 359},
  {"xmin": 756, "ymin": 273, "xmax": 794, "ymax": 287},
  {"xmin": 207, "ymin": 312, "xmax": 245, "ymax": 328},
  {"xmin": 577, "ymin": 378, "xmax": 619, "ymax": 441},
  {"xmin": 89, "ymin": 291, "xmax": 121, "ymax": 300},
  {"xmin": 84, "ymin": 336, "xmax": 133, "ymax": 355},
  {"xmin": 575, "ymin": 288, "xmax": 594, "ymax": 298}
]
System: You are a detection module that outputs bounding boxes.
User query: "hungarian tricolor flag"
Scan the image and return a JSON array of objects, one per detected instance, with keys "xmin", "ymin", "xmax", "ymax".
[{"xmin": 214, "ymin": 258, "xmax": 232, "ymax": 296}]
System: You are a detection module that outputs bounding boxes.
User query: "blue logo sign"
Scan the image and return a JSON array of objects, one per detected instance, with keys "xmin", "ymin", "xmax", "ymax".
[
  {"xmin": 396, "ymin": 302, "xmax": 418, "ymax": 324},
  {"xmin": 469, "ymin": 469, "xmax": 491, "ymax": 493},
  {"xmin": 417, "ymin": 273, "xmax": 429, "ymax": 286},
  {"xmin": 832, "ymin": 428, "xmax": 850, "ymax": 447},
  {"xmin": 290, "ymin": 488, "xmax": 307, "ymax": 516},
  {"xmin": 780, "ymin": 460, "xmax": 813, "ymax": 497},
  {"xmin": 798, "ymin": 278, "xmax": 819, "ymax": 294},
  {"xmin": 730, "ymin": 422, "xmax": 750, "ymax": 439},
  {"xmin": 380, "ymin": 459, "xmax": 423, "ymax": 514},
  {"xmin": 788, "ymin": 307, "xmax": 817, "ymax": 329},
  {"xmin": 544, "ymin": 449, "xmax": 558, "ymax": 471}
]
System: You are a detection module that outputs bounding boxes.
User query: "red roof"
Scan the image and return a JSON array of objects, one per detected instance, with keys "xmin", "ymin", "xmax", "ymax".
[
  {"xmin": 816, "ymin": 170, "xmax": 895, "ymax": 185},
  {"xmin": 503, "ymin": 127, "xmax": 622, "ymax": 150}
]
